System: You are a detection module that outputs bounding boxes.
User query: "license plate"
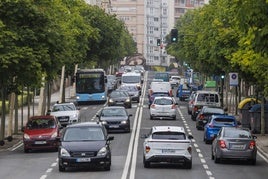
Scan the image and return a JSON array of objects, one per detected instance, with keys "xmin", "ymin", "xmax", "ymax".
[
  {"xmin": 34, "ymin": 141, "xmax": 46, "ymax": 145},
  {"xmin": 76, "ymin": 158, "xmax": 91, "ymax": 162},
  {"xmin": 162, "ymin": 149, "xmax": 175, "ymax": 153},
  {"xmin": 59, "ymin": 118, "xmax": 68, "ymax": 122},
  {"xmin": 109, "ymin": 125, "xmax": 119, "ymax": 128},
  {"xmin": 231, "ymin": 144, "xmax": 244, "ymax": 150}
]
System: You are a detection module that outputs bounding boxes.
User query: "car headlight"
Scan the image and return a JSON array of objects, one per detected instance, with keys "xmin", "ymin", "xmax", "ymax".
[
  {"xmin": 51, "ymin": 131, "xmax": 58, "ymax": 138},
  {"xmin": 72, "ymin": 114, "xmax": 78, "ymax": 118},
  {"xmin": 76, "ymin": 96, "xmax": 80, "ymax": 100},
  {"xmin": 101, "ymin": 95, "xmax": 105, "ymax": 99},
  {"xmin": 60, "ymin": 148, "xmax": 70, "ymax": 157},
  {"xmin": 121, "ymin": 120, "xmax": 128, "ymax": 124},
  {"xmin": 101, "ymin": 121, "xmax": 107, "ymax": 125},
  {"xmin": 109, "ymin": 99, "xmax": 114, "ymax": 103},
  {"xmin": 125, "ymin": 98, "xmax": 130, "ymax": 102},
  {"xmin": 97, "ymin": 147, "xmax": 107, "ymax": 156},
  {"xmin": 24, "ymin": 133, "xmax": 30, "ymax": 140}
]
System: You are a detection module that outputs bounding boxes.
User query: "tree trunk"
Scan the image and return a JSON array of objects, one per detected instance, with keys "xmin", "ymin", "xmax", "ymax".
[
  {"xmin": 7, "ymin": 92, "xmax": 15, "ymax": 137},
  {"xmin": 0, "ymin": 87, "xmax": 7, "ymax": 141},
  {"xmin": 14, "ymin": 94, "xmax": 18, "ymax": 134}
]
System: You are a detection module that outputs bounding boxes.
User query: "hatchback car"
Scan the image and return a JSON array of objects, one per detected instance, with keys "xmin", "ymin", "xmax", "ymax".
[
  {"xmin": 148, "ymin": 91, "xmax": 170, "ymax": 108},
  {"xmin": 23, "ymin": 115, "xmax": 62, "ymax": 153},
  {"xmin": 58, "ymin": 122, "xmax": 114, "ymax": 171},
  {"xmin": 196, "ymin": 106, "xmax": 225, "ymax": 130},
  {"xmin": 118, "ymin": 84, "xmax": 140, "ymax": 103},
  {"xmin": 149, "ymin": 96, "xmax": 178, "ymax": 120},
  {"xmin": 48, "ymin": 102, "xmax": 80, "ymax": 127},
  {"xmin": 108, "ymin": 90, "xmax": 132, "ymax": 108},
  {"xmin": 211, "ymin": 127, "xmax": 257, "ymax": 165},
  {"xmin": 204, "ymin": 115, "xmax": 238, "ymax": 144},
  {"xmin": 142, "ymin": 126, "xmax": 193, "ymax": 169},
  {"xmin": 96, "ymin": 106, "xmax": 132, "ymax": 132},
  {"xmin": 169, "ymin": 75, "xmax": 181, "ymax": 87}
]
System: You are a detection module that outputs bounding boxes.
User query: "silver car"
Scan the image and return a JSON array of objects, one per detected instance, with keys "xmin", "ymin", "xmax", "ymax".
[
  {"xmin": 149, "ymin": 96, "xmax": 177, "ymax": 120},
  {"xmin": 142, "ymin": 126, "xmax": 193, "ymax": 169},
  {"xmin": 211, "ymin": 127, "xmax": 257, "ymax": 165}
]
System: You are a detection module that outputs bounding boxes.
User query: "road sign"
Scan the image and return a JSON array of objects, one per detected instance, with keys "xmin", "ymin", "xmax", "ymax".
[{"xmin": 229, "ymin": 72, "xmax": 238, "ymax": 86}]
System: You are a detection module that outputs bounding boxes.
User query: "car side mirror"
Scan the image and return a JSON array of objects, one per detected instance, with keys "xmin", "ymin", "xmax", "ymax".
[
  {"xmin": 188, "ymin": 135, "xmax": 194, "ymax": 140},
  {"xmin": 107, "ymin": 136, "xmax": 114, "ymax": 141}
]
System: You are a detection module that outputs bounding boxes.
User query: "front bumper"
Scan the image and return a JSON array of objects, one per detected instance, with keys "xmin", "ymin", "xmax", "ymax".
[
  {"xmin": 216, "ymin": 148, "xmax": 257, "ymax": 160},
  {"xmin": 23, "ymin": 139, "xmax": 58, "ymax": 150}
]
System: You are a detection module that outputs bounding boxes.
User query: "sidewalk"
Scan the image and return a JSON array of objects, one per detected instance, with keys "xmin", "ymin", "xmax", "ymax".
[{"xmin": 0, "ymin": 86, "xmax": 74, "ymax": 151}]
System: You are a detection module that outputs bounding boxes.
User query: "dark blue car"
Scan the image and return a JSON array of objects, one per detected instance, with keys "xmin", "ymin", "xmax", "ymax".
[
  {"xmin": 176, "ymin": 84, "xmax": 191, "ymax": 101},
  {"xmin": 203, "ymin": 115, "xmax": 238, "ymax": 144}
]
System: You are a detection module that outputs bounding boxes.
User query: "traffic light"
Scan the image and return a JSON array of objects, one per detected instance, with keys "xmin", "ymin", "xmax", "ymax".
[
  {"xmin": 157, "ymin": 39, "xmax": 161, "ymax": 46},
  {"xmin": 171, "ymin": 29, "xmax": 178, "ymax": 43}
]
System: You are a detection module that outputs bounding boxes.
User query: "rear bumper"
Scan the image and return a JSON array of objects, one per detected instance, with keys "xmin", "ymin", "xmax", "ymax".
[
  {"xmin": 216, "ymin": 148, "xmax": 257, "ymax": 160},
  {"xmin": 145, "ymin": 155, "xmax": 191, "ymax": 163}
]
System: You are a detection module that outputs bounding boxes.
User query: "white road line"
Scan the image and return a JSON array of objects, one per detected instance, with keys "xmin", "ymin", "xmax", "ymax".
[
  {"xmin": 46, "ymin": 168, "xmax": 52, "ymax": 173},
  {"xmin": 40, "ymin": 175, "xmax": 47, "ymax": 179}
]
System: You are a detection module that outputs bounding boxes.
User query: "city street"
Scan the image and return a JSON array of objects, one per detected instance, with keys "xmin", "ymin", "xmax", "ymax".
[{"xmin": 0, "ymin": 71, "xmax": 268, "ymax": 179}]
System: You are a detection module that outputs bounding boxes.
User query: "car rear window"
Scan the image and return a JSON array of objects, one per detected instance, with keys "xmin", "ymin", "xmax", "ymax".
[
  {"xmin": 197, "ymin": 93, "xmax": 219, "ymax": 102},
  {"xmin": 154, "ymin": 98, "xmax": 173, "ymax": 105},
  {"xmin": 224, "ymin": 129, "xmax": 251, "ymax": 138},
  {"xmin": 214, "ymin": 118, "xmax": 235, "ymax": 124},
  {"xmin": 152, "ymin": 132, "xmax": 186, "ymax": 140}
]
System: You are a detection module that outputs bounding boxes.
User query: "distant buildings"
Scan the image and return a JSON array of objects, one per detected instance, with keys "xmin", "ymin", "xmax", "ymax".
[{"xmin": 85, "ymin": 0, "xmax": 208, "ymax": 67}]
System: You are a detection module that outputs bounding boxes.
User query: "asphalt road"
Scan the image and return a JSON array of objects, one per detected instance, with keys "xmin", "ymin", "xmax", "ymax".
[{"xmin": 0, "ymin": 71, "xmax": 268, "ymax": 179}]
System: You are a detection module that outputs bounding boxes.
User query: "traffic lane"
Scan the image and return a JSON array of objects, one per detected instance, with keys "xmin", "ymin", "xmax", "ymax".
[
  {"xmin": 179, "ymin": 103, "xmax": 268, "ymax": 179},
  {"xmin": 134, "ymin": 103, "xmax": 209, "ymax": 179},
  {"xmin": 0, "ymin": 149, "xmax": 59, "ymax": 179},
  {"xmin": 42, "ymin": 103, "xmax": 138, "ymax": 179}
]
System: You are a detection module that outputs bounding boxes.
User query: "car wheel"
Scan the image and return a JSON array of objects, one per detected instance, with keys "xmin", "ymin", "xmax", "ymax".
[
  {"xmin": 214, "ymin": 150, "xmax": 220, "ymax": 163},
  {"xmin": 150, "ymin": 115, "xmax": 153, "ymax": 120},
  {"xmin": 184, "ymin": 160, "xmax": 192, "ymax": 169},
  {"xmin": 104, "ymin": 164, "xmax": 111, "ymax": 171},
  {"xmin": 250, "ymin": 158, "xmax": 256, "ymax": 165},
  {"xmin": 137, "ymin": 99, "xmax": 140, "ymax": 103},
  {"xmin": 143, "ymin": 156, "xmax": 150, "ymax": 168},
  {"xmin": 211, "ymin": 149, "xmax": 215, "ymax": 160},
  {"xmin": 24, "ymin": 148, "xmax": 30, "ymax": 153},
  {"xmin": 58, "ymin": 164, "xmax": 65, "ymax": 172}
]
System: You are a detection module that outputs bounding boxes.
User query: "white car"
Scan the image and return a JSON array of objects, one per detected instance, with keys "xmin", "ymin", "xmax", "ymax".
[
  {"xmin": 49, "ymin": 102, "xmax": 80, "ymax": 126},
  {"xmin": 169, "ymin": 75, "xmax": 181, "ymax": 87},
  {"xmin": 142, "ymin": 126, "xmax": 193, "ymax": 169},
  {"xmin": 149, "ymin": 96, "xmax": 177, "ymax": 120}
]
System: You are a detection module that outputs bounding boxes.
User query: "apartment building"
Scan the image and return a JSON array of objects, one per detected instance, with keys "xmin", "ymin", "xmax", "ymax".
[{"xmin": 87, "ymin": 0, "xmax": 208, "ymax": 67}]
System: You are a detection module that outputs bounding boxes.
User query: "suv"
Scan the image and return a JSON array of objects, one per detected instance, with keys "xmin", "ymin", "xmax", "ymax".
[
  {"xmin": 142, "ymin": 126, "xmax": 193, "ymax": 169},
  {"xmin": 48, "ymin": 102, "xmax": 80, "ymax": 127},
  {"xmin": 191, "ymin": 91, "xmax": 221, "ymax": 120},
  {"xmin": 58, "ymin": 122, "xmax": 114, "ymax": 171}
]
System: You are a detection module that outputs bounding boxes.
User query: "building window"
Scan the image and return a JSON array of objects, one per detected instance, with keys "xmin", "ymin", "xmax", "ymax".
[{"xmin": 154, "ymin": 17, "xmax": 159, "ymax": 22}]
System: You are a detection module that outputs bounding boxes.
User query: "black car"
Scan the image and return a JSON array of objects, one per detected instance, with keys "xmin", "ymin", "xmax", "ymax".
[
  {"xmin": 96, "ymin": 106, "xmax": 132, "ymax": 133},
  {"xmin": 118, "ymin": 84, "xmax": 140, "ymax": 103},
  {"xmin": 108, "ymin": 90, "xmax": 132, "ymax": 108},
  {"xmin": 58, "ymin": 122, "xmax": 114, "ymax": 171},
  {"xmin": 196, "ymin": 106, "xmax": 225, "ymax": 130}
]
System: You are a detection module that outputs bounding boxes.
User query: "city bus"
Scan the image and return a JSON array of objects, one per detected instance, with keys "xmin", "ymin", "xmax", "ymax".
[{"xmin": 75, "ymin": 69, "xmax": 107, "ymax": 104}]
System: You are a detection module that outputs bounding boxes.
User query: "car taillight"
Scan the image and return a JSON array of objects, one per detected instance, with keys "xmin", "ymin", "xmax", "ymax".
[
  {"xmin": 145, "ymin": 146, "xmax": 150, "ymax": 153},
  {"xmin": 187, "ymin": 146, "xmax": 192, "ymax": 154},
  {"xmin": 169, "ymin": 90, "xmax": 173, "ymax": 96},
  {"xmin": 218, "ymin": 140, "xmax": 226, "ymax": 148},
  {"xmin": 199, "ymin": 114, "xmax": 204, "ymax": 120},
  {"xmin": 208, "ymin": 124, "xmax": 214, "ymax": 128},
  {"xmin": 151, "ymin": 104, "xmax": 155, "ymax": 109},
  {"xmin": 194, "ymin": 106, "xmax": 198, "ymax": 112},
  {"xmin": 190, "ymin": 100, "xmax": 194, "ymax": 104},
  {"xmin": 249, "ymin": 141, "xmax": 256, "ymax": 150},
  {"xmin": 171, "ymin": 104, "xmax": 176, "ymax": 109}
]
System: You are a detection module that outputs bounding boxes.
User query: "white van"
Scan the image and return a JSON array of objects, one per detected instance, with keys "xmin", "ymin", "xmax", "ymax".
[
  {"xmin": 121, "ymin": 72, "xmax": 142, "ymax": 89},
  {"xmin": 148, "ymin": 81, "xmax": 172, "ymax": 97}
]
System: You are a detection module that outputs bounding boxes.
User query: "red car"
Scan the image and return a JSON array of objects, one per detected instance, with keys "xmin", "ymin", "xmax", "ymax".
[{"xmin": 23, "ymin": 115, "xmax": 62, "ymax": 153}]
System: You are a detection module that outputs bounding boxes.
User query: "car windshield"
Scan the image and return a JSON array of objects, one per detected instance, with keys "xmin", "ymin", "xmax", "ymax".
[
  {"xmin": 224, "ymin": 129, "xmax": 251, "ymax": 138},
  {"xmin": 101, "ymin": 108, "xmax": 127, "ymax": 117},
  {"xmin": 119, "ymin": 86, "xmax": 138, "ymax": 92},
  {"xmin": 154, "ymin": 98, "xmax": 173, "ymax": 105},
  {"xmin": 63, "ymin": 127, "xmax": 104, "ymax": 141},
  {"xmin": 110, "ymin": 91, "xmax": 128, "ymax": 98},
  {"xmin": 52, "ymin": 104, "xmax": 75, "ymax": 112},
  {"xmin": 152, "ymin": 132, "xmax": 186, "ymax": 140},
  {"xmin": 27, "ymin": 119, "xmax": 55, "ymax": 129}
]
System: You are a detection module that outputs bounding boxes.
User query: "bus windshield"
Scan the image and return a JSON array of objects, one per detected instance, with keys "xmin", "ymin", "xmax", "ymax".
[{"xmin": 76, "ymin": 73, "xmax": 105, "ymax": 93}]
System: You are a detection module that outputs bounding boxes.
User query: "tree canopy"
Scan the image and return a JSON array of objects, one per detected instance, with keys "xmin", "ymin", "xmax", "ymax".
[{"xmin": 167, "ymin": 0, "xmax": 268, "ymax": 96}]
